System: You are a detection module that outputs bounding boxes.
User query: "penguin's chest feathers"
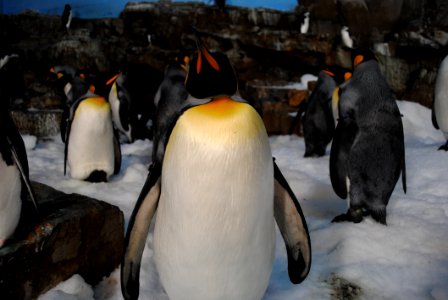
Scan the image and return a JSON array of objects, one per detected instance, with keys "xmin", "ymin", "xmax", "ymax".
[
  {"xmin": 73, "ymin": 97, "xmax": 112, "ymax": 132},
  {"xmin": 0, "ymin": 158, "xmax": 22, "ymax": 243},
  {"xmin": 156, "ymin": 97, "xmax": 275, "ymax": 298}
]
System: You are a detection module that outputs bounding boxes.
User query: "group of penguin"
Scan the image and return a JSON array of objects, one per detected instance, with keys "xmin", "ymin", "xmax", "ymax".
[{"xmin": 1, "ymin": 29, "xmax": 448, "ymax": 300}]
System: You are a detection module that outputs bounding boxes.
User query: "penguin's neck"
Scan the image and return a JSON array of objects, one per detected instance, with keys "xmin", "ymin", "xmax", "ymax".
[{"xmin": 194, "ymin": 96, "xmax": 239, "ymax": 118}]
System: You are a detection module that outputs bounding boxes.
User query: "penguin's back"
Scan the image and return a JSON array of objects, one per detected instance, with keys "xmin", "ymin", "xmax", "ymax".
[
  {"xmin": 68, "ymin": 97, "xmax": 115, "ymax": 180},
  {"xmin": 154, "ymin": 97, "xmax": 275, "ymax": 300}
]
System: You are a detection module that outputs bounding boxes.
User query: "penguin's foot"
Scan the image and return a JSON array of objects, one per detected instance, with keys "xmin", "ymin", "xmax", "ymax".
[
  {"xmin": 85, "ymin": 170, "xmax": 108, "ymax": 183},
  {"xmin": 332, "ymin": 208, "xmax": 364, "ymax": 223},
  {"xmin": 438, "ymin": 141, "xmax": 448, "ymax": 151},
  {"xmin": 370, "ymin": 208, "xmax": 387, "ymax": 225}
]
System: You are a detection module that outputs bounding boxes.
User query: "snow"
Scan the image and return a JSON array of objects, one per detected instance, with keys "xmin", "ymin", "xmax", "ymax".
[{"xmin": 28, "ymin": 99, "xmax": 448, "ymax": 300}]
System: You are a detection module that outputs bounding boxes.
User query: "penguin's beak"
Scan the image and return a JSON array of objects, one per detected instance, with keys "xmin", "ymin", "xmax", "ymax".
[
  {"xmin": 193, "ymin": 28, "xmax": 220, "ymax": 74},
  {"xmin": 322, "ymin": 69, "xmax": 335, "ymax": 77},
  {"xmin": 106, "ymin": 72, "xmax": 120, "ymax": 85}
]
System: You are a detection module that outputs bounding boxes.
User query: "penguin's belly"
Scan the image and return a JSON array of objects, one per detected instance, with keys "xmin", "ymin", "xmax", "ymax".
[
  {"xmin": 109, "ymin": 83, "xmax": 132, "ymax": 141},
  {"xmin": 435, "ymin": 58, "xmax": 448, "ymax": 137},
  {"xmin": 154, "ymin": 99, "xmax": 275, "ymax": 300},
  {"xmin": 68, "ymin": 98, "xmax": 115, "ymax": 180},
  {"xmin": 0, "ymin": 158, "xmax": 22, "ymax": 246}
]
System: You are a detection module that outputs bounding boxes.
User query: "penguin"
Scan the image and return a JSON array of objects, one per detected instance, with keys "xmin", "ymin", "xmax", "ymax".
[
  {"xmin": 0, "ymin": 54, "xmax": 39, "ymax": 247},
  {"xmin": 432, "ymin": 54, "xmax": 448, "ymax": 150},
  {"xmin": 121, "ymin": 32, "xmax": 311, "ymax": 300},
  {"xmin": 61, "ymin": 4, "xmax": 72, "ymax": 32},
  {"xmin": 331, "ymin": 71, "xmax": 352, "ymax": 127},
  {"xmin": 301, "ymin": 67, "xmax": 338, "ymax": 157},
  {"xmin": 151, "ymin": 52, "xmax": 190, "ymax": 164},
  {"xmin": 107, "ymin": 64, "xmax": 162, "ymax": 143},
  {"xmin": 300, "ymin": 11, "xmax": 310, "ymax": 34},
  {"xmin": 64, "ymin": 87, "xmax": 121, "ymax": 182},
  {"xmin": 329, "ymin": 49, "xmax": 406, "ymax": 225},
  {"xmin": 341, "ymin": 26, "xmax": 354, "ymax": 49}
]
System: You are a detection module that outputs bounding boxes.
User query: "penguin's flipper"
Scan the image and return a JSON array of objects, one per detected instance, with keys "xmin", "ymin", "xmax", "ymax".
[
  {"xmin": 118, "ymin": 90, "xmax": 131, "ymax": 132},
  {"xmin": 7, "ymin": 136, "xmax": 39, "ymax": 213},
  {"xmin": 63, "ymin": 121, "xmax": 71, "ymax": 176},
  {"xmin": 273, "ymin": 161, "xmax": 311, "ymax": 284},
  {"xmin": 431, "ymin": 99, "xmax": 439, "ymax": 130},
  {"xmin": 113, "ymin": 129, "xmax": 122, "ymax": 175},
  {"xmin": 329, "ymin": 117, "xmax": 358, "ymax": 199},
  {"xmin": 121, "ymin": 164, "xmax": 161, "ymax": 300}
]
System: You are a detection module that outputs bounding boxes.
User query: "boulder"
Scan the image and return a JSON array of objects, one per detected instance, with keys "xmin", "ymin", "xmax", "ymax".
[{"xmin": 0, "ymin": 182, "xmax": 124, "ymax": 299}]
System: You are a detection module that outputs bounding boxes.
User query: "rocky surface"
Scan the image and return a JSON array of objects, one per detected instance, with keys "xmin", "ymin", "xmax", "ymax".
[
  {"xmin": 0, "ymin": 182, "xmax": 124, "ymax": 299},
  {"xmin": 1, "ymin": 1, "xmax": 447, "ymax": 135}
]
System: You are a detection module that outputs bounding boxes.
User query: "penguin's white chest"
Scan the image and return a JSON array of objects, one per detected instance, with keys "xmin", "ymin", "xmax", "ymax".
[
  {"xmin": 68, "ymin": 97, "xmax": 115, "ymax": 180},
  {"xmin": 0, "ymin": 157, "xmax": 22, "ymax": 246},
  {"xmin": 435, "ymin": 56, "xmax": 448, "ymax": 137},
  {"xmin": 154, "ymin": 99, "xmax": 275, "ymax": 300}
]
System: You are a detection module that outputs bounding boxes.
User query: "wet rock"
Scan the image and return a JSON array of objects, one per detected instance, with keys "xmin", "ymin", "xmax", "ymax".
[{"xmin": 0, "ymin": 182, "xmax": 124, "ymax": 299}]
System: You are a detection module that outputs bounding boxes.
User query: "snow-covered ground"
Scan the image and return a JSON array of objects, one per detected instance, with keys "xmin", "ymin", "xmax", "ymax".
[{"xmin": 26, "ymin": 99, "xmax": 448, "ymax": 300}]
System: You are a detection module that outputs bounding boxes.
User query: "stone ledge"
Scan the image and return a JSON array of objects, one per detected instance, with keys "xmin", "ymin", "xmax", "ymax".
[{"xmin": 0, "ymin": 182, "xmax": 124, "ymax": 299}]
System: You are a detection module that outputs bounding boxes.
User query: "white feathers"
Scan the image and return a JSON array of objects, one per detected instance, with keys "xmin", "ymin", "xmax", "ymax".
[
  {"xmin": 0, "ymin": 54, "xmax": 19, "ymax": 70},
  {"xmin": 66, "ymin": 10, "xmax": 72, "ymax": 29},
  {"xmin": 67, "ymin": 99, "xmax": 115, "ymax": 180},
  {"xmin": 434, "ymin": 55, "xmax": 448, "ymax": 138},
  {"xmin": 300, "ymin": 12, "xmax": 310, "ymax": 34},
  {"xmin": 154, "ymin": 101, "xmax": 275, "ymax": 299},
  {"xmin": 341, "ymin": 26, "xmax": 353, "ymax": 48},
  {"xmin": 0, "ymin": 158, "xmax": 22, "ymax": 247}
]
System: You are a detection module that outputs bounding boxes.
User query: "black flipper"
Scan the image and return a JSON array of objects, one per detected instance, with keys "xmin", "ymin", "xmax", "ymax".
[
  {"xmin": 432, "ymin": 98, "xmax": 439, "ymax": 130},
  {"xmin": 273, "ymin": 161, "xmax": 311, "ymax": 284},
  {"xmin": 329, "ymin": 117, "xmax": 358, "ymax": 199},
  {"xmin": 113, "ymin": 129, "xmax": 122, "ymax": 175},
  {"xmin": 121, "ymin": 163, "xmax": 162, "ymax": 300},
  {"xmin": 7, "ymin": 136, "xmax": 39, "ymax": 213}
]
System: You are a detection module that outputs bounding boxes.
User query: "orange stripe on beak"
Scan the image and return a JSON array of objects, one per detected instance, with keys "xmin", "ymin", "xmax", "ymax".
[
  {"xmin": 322, "ymin": 69, "xmax": 335, "ymax": 77},
  {"xmin": 106, "ymin": 73, "xmax": 120, "ymax": 85}
]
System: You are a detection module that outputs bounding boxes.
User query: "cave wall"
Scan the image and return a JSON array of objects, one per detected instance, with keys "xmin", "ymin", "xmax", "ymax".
[{"xmin": 1, "ymin": 1, "xmax": 447, "ymax": 134}]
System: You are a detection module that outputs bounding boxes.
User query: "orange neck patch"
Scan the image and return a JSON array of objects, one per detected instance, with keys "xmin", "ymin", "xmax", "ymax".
[{"xmin": 193, "ymin": 97, "xmax": 240, "ymax": 118}]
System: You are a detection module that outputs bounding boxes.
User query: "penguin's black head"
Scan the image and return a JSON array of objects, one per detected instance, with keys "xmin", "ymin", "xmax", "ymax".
[
  {"xmin": 185, "ymin": 32, "xmax": 237, "ymax": 99},
  {"xmin": 352, "ymin": 48, "xmax": 376, "ymax": 68},
  {"xmin": 0, "ymin": 54, "xmax": 24, "ymax": 106}
]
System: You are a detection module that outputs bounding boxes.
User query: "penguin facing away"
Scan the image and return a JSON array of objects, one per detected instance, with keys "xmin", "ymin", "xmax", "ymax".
[
  {"xmin": 64, "ymin": 86, "xmax": 121, "ymax": 183},
  {"xmin": 121, "ymin": 33, "xmax": 311, "ymax": 299},
  {"xmin": 0, "ymin": 54, "xmax": 39, "ymax": 247},
  {"xmin": 152, "ymin": 52, "xmax": 190, "ymax": 165},
  {"xmin": 432, "ymin": 54, "xmax": 448, "ymax": 150},
  {"xmin": 329, "ymin": 49, "xmax": 406, "ymax": 225}
]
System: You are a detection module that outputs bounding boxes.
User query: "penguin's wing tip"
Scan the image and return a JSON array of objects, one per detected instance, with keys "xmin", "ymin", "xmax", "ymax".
[{"xmin": 273, "ymin": 162, "xmax": 312, "ymax": 284}]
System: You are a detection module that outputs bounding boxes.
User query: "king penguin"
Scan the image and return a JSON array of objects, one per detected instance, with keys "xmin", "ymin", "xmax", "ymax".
[
  {"xmin": 64, "ymin": 85, "xmax": 121, "ymax": 182},
  {"xmin": 301, "ymin": 66, "xmax": 345, "ymax": 157},
  {"xmin": 61, "ymin": 4, "xmax": 72, "ymax": 32},
  {"xmin": 0, "ymin": 54, "xmax": 39, "ymax": 246},
  {"xmin": 432, "ymin": 54, "xmax": 448, "ymax": 150},
  {"xmin": 151, "ymin": 52, "xmax": 190, "ymax": 164},
  {"xmin": 121, "ymin": 32, "xmax": 311, "ymax": 300},
  {"xmin": 329, "ymin": 49, "xmax": 406, "ymax": 225}
]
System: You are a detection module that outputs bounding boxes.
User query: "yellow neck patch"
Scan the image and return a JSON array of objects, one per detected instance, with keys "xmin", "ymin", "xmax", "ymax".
[{"xmin": 191, "ymin": 97, "xmax": 241, "ymax": 118}]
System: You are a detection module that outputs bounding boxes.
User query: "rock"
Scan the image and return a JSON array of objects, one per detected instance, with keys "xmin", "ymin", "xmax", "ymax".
[
  {"xmin": 10, "ymin": 109, "xmax": 62, "ymax": 137},
  {"xmin": 0, "ymin": 182, "xmax": 124, "ymax": 299}
]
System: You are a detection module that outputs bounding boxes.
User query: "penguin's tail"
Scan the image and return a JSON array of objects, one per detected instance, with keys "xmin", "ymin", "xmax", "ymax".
[
  {"xmin": 402, "ymin": 153, "xmax": 407, "ymax": 194},
  {"xmin": 370, "ymin": 207, "xmax": 387, "ymax": 225}
]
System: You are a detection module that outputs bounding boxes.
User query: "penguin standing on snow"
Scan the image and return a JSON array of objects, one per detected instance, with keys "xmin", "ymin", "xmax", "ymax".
[
  {"xmin": 330, "ymin": 49, "xmax": 406, "ymax": 225},
  {"xmin": 0, "ymin": 54, "xmax": 39, "ymax": 247},
  {"xmin": 61, "ymin": 4, "xmax": 72, "ymax": 32},
  {"xmin": 64, "ymin": 85, "xmax": 121, "ymax": 182},
  {"xmin": 121, "ymin": 32, "xmax": 311, "ymax": 300},
  {"xmin": 301, "ymin": 67, "xmax": 344, "ymax": 157},
  {"xmin": 108, "ymin": 65, "xmax": 162, "ymax": 143},
  {"xmin": 432, "ymin": 54, "xmax": 448, "ymax": 150}
]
